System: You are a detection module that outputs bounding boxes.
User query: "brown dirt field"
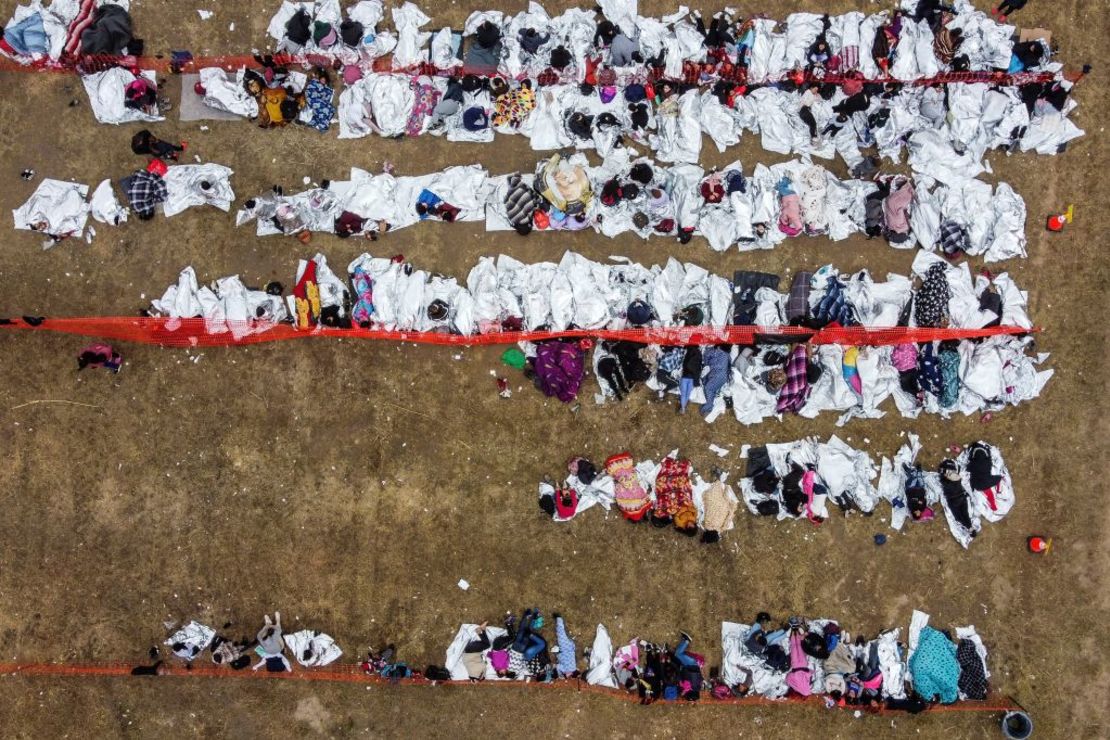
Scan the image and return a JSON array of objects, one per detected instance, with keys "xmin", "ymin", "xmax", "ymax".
[{"xmin": 0, "ymin": 0, "xmax": 1107, "ymax": 737}]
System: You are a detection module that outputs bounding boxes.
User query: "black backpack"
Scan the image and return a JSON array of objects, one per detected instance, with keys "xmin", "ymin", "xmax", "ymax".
[
  {"xmin": 285, "ymin": 9, "xmax": 312, "ymax": 45},
  {"xmin": 802, "ymin": 632, "xmax": 830, "ymax": 660},
  {"xmin": 754, "ymin": 499, "xmax": 780, "ymax": 517},
  {"xmin": 340, "ymin": 20, "xmax": 364, "ymax": 47},
  {"xmin": 762, "ymin": 645, "xmax": 790, "ymax": 672},
  {"xmin": 424, "ymin": 665, "xmax": 451, "ymax": 681}
]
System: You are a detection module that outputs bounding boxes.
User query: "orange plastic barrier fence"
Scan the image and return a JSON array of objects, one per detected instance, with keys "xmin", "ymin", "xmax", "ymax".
[
  {"xmin": 0, "ymin": 316, "xmax": 1036, "ymax": 349},
  {"xmin": 0, "ymin": 660, "xmax": 1021, "ymax": 714},
  {"xmin": 0, "ymin": 50, "xmax": 1072, "ymax": 88}
]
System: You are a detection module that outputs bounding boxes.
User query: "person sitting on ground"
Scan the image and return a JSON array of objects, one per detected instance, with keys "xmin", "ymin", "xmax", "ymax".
[
  {"xmin": 700, "ymin": 470, "xmax": 737, "ymax": 543},
  {"xmin": 253, "ymin": 612, "xmax": 291, "ymax": 672},
  {"xmin": 211, "ymin": 634, "xmax": 252, "ymax": 670},
  {"xmin": 124, "ymin": 74, "xmax": 160, "ymax": 115},
  {"xmin": 939, "ymin": 458, "xmax": 976, "ymax": 536},
  {"xmin": 465, "ymin": 20, "xmax": 503, "ymax": 74},
  {"xmin": 554, "ymin": 485, "xmax": 579, "ymax": 519},
  {"xmin": 598, "ymin": 343, "xmax": 631, "ymax": 400},
  {"xmin": 606, "ymin": 452, "xmax": 652, "ymax": 522},
  {"xmin": 131, "ymin": 647, "xmax": 168, "ymax": 676}
]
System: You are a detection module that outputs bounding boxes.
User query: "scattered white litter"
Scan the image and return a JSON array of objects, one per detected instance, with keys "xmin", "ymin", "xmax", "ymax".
[
  {"xmin": 197, "ymin": 9, "xmax": 213, "ymax": 20},
  {"xmin": 457, "ymin": 579, "xmax": 470, "ymax": 591},
  {"xmin": 708, "ymin": 444, "xmax": 731, "ymax": 458}
]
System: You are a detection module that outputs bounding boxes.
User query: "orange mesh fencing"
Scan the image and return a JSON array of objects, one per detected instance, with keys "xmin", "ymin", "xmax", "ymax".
[
  {"xmin": 0, "ymin": 50, "xmax": 1076, "ymax": 87},
  {"xmin": 0, "ymin": 660, "xmax": 1021, "ymax": 714},
  {"xmin": 0, "ymin": 316, "xmax": 1037, "ymax": 349}
]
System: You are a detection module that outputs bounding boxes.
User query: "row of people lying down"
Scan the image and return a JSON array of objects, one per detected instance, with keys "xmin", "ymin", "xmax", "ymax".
[
  {"xmin": 509, "ymin": 334, "xmax": 1049, "ymax": 426},
  {"xmin": 447, "ymin": 607, "xmax": 989, "ymax": 708},
  {"xmin": 193, "ymin": 51, "xmax": 1083, "ymax": 171},
  {"xmin": 142, "ymin": 604, "xmax": 991, "ymax": 707},
  {"xmin": 237, "ymin": 153, "xmax": 1028, "ymax": 261},
  {"xmin": 196, "ymin": 59, "xmax": 339, "ymax": 131},
  {"xmin": 148, "ymin": 250, "xmax": 1035, "ymax": 337},
  {"xmin": 136, "ymin": 612, "xmax": 342, "ymax": 674},
  {"xmin": 541, "ymin": 437, "xmax": 1012, "ymax": 548},
  {"xmin": 263, "ymin": 0, "xmax": 1062, "ymax": 83},
  {"xmin": 13, "ymin": 157, "xmax": 234, "ymax": 243},
  {"xmin": 719, "ymin": 610, "xmax": 990, "ymax": 705},
  {"xmin": 144, "ymin": 250, "xmax": 1050, "ymax": 419}
]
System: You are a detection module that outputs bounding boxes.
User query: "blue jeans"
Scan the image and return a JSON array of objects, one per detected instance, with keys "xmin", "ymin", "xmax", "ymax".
[
  {"xmin": 764, "ymin": 628, "xmax": 788, "ymax": 646},
  {"xmin": 675, "ymin": 638, "xmax": 698, "ymax": 668},
  {"xmin": 511, "ymin": 610, "xmax": 534, "ymax": 652},
  {"xmin": 522, "ymin": 634, "xmax": 546, "ymax": 661},
  {"xmin": 679, "ymin": 377, "xmax": 695, "ymax": 411}
]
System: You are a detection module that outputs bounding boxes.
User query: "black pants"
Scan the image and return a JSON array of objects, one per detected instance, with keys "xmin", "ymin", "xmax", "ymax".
[
  {"xmin": 464, "ymin": 632, "xmax": 491, "ymax": 654},
  {"xmin": 695, "ymin": 17, "xmax": 734, "ymax": 48},
  {"xmin": 598, "ymin": 357, "xmax": 629, "ymax": 400},
  {"xmin": 996, "ymin": 0, "xmax": 1021, "ymax": 15},
  {"xmin": 151, "ymin": 140, "xmax": 184, "ymax": 159},
  {"xmin": 798, "ymin": 106, "xmax": 818, "ymax": 138}
]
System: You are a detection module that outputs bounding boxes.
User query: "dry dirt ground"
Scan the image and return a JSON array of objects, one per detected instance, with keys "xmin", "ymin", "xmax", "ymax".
[{"xmin": 0, "ymin": 0, "xmax": 1107, "ymax": 737}]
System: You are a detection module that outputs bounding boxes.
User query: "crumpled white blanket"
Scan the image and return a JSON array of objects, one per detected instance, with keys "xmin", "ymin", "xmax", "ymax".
[
  {"xmin": 81, "ymin": 68, "xmax": 163, "ymax": 125},
  {"xmin": 246, "ymin": 153, "xmax": 1029, "ymax": 262},
  {"xmin": 164, "ymin": 620, "xmax": 215, "ymax": 660},
  {"xmin": 444, "ymin": 624, "xmax": 510, "ymax": 681},
  {"xmin": 265, "ymin": 1, "xmax": 1027, "ymax": 80},
  {"xmin": 878, "ymin": 435, "xmax": 1014, "ymax": 548},
  {"xmin": 284, "ymin": 630, "xmax": 343, "ymax": 667},
  {"xmin": 89, "ymin": 179, "xmax": 127, "ymax": 225},
  {"xmin": 199, "ymin": 67, "xmax": 260, "ymax": 119},
  {"xmin": 13, "ymin": 178, "xmax": 89, "ymax": 239},
  {"xmin": 163, "ymin": 164, "xmax": 235, "ymax": 217},
  {"xmin": 723, "ymin": 609, "xmax": 979, "ymax": 699},
  {"xmin": 149, "ymin": 266, "xmax": 289, "ymax": 339},
  {"xmin": 266, "ymin": 1, "xmax": 1085, "ymax": 172},
  {"xmin": 585, "ymin": 624, "xmax": 617, "ymax": 687},
  {"xmin": 148, "ymin": 246, "xmax": 1048, "ymax": 423}
]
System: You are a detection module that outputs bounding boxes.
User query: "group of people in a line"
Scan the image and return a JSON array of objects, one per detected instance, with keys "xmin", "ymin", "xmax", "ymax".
[
  {"xmin": 239, "ymin": 2, "xmax": 1085, "ymax": 167},
  {"xmin": 144, "ymin": 249, "xmax": 1050, "ymax": 424},
  {"xmin": 439, "ymin": 607, "xmax": 994, "ymax": 708},
  {"xmin": 40, "ymin": 0, "xmax": 1082, "ymax": 172},
  {"xmin": 539, "ymin": 436, "xmax": 1012, "ymax": 548},
  {"xmin": 134, "ymin": 612, "xmax": 342, "ymax": 674},
  {"xmin": 233, "ymin": 153, "xmax": 1029, "ymax": 262},
  {"xmin": 136, "ymin": 606, "xmax": 988, "ymax": 710}
]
